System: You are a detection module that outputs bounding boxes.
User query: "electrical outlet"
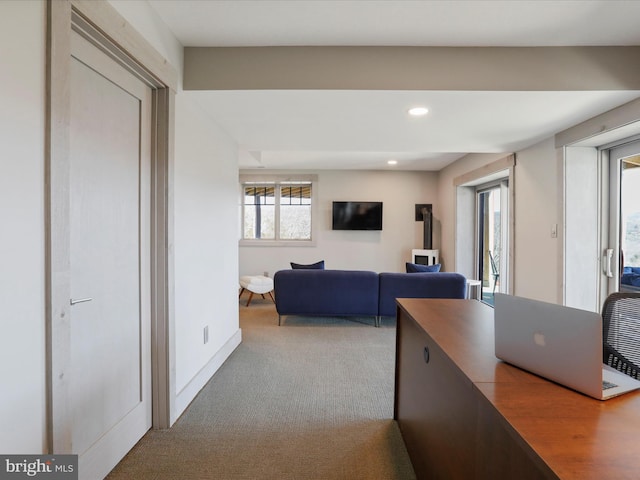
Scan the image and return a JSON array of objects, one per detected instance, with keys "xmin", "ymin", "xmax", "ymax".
[{"xmin": 203, "ymin": 325, "xmax": 209, "ymax": 344}]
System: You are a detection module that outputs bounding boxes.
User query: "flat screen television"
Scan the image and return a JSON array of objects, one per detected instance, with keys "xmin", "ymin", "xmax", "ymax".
[{"xmin": 332, "ymin": 201, "xmax": 383, "ymax": 231}]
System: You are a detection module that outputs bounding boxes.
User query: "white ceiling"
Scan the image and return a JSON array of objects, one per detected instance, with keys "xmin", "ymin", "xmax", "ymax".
[{"xmin": 147, "ymin": 0, "xmax": 640, "ymax": 170}]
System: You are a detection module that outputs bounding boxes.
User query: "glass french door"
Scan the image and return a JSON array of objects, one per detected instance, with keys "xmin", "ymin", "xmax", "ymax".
[
  {"xmin": 477, "ymin": 181, "xmax": 509, "ymax": 305},
  {"xmin": 605, "ymin": 141, "xmax": 640, "ymax": 297}
]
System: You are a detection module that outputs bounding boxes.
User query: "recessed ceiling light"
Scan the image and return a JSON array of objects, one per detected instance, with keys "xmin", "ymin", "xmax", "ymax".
[
  {"xmin": 387, "ymin": 159, "xmax": 398, "ymax": 165},
  {"xmin": 408, "ymin": 106, "xmax": 429, "ymax": 117}
]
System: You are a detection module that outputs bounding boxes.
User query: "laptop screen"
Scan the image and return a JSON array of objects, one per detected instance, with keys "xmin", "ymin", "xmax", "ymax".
[{"xmin": 494, "ymin": 293, "xmax": 603, "ymax": 396}]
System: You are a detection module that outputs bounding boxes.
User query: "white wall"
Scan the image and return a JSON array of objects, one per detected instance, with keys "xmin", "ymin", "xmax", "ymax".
[
  {"xmin": 0, "ymin": 0, "xmax": 47, "ymax": 453},
  {"xmin": 239, "ymin": 170, "xmax": 439, "ymax": 276},
  {"xmin": 513, "ymin": 138, "xmax": 561, "ymax": 302},
  {"xmin": 173, "ymin": 94, "xmax": 240, "ymax": 413}
]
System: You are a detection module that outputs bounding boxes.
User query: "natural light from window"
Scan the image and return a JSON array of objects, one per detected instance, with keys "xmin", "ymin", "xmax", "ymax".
[
  {"xmin": 242, "ymin": 181, "xmax": 312, "ymax": 242},
  {"xmin": 622, "ymin": 160, "xmax": 640, "ymax": 267}
]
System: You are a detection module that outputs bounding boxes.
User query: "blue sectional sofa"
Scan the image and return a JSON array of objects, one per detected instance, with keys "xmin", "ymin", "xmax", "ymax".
[{"xmin": 273, "ymin": 269, "xmax": 467, "ymax": 326}]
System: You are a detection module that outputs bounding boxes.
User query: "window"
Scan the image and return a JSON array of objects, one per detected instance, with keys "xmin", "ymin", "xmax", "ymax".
[
  {"xmin": 243, "ymin": 185, "xmax": 276, "ymax": 239},
  {"xmin": 241, "ymin": 175, "xmax": 316, "ymax": 245},
  {"xmin": 279, "ymin": 184, "xmax": 312, "ymax": 240}
]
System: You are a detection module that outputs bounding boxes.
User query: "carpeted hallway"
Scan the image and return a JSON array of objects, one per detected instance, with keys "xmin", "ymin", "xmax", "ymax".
[{"xmin": 107, "ymin": 298, "xmax": 416, "ymax": 479}]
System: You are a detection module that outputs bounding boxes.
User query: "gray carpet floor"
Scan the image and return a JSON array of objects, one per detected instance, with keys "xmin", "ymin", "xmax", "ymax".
[{"xmin": 107, "ymin": 298, "xmax": 416, "ymax": 479}]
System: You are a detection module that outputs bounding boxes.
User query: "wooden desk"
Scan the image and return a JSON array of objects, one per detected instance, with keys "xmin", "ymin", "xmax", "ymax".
[{"xmin": 394, "ymin": 298, "xmax": 640, "ymax": 480}]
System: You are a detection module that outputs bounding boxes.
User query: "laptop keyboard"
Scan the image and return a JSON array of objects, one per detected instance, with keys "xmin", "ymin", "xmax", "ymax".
[{"xmin": 603, "ymin": 380, "xmax": 618, "ymax": 390}]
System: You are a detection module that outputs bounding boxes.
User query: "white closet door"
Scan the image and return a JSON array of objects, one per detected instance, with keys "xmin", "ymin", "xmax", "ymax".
[{"xmin": 69, "ymin": 30, "xmax": 151, "ymax": 480}]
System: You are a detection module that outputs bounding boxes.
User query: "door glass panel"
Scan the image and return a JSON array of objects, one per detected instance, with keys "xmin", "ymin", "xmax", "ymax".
[
  {"xmin": 620, "ymin": 155, "xmax": 640, "ymax": 293},
  {"xmin": 478, "ymin": 186, "xmax": 502, "ymax": 305}
]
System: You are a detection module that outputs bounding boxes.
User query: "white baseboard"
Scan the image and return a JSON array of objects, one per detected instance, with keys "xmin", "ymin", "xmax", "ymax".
[{"xmin": 174, "ymin": 328, "xmax": 242, "ymax": 422}]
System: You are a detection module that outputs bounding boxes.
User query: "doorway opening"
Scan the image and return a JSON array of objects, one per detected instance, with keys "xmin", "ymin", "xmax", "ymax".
[
  {"xmin": 476, "ymin": 181, "xmax": 508, "ymax": 305},
  {"xmin": 454, "ymin": 155, "xmax": 514, "ymax": 301}
]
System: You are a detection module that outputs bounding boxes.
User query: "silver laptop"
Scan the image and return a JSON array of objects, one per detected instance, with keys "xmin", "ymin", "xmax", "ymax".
[{"xmin": 494, "ymin": 293, "xmax": 640, "ymax": 400}]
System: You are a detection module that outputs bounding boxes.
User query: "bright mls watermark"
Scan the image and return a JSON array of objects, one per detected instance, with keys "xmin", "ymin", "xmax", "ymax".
[{"xmin": 0, "ymin": 455, "xmax": 77, "ymax": 479}]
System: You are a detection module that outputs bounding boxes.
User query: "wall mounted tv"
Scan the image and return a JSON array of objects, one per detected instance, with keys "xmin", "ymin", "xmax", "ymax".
[{"xmin": 332, "ymin": 201, "xmax": 383, "ymax": 231}]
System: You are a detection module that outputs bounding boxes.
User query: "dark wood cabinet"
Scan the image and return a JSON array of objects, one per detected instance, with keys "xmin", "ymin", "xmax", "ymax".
[
  {"xmin": 394, "ymin": 298, "xmax": 640, "ymax": 480},
  {"xmin": 394, "ymin": 307, "xmax": 476, "ymax": 479}
]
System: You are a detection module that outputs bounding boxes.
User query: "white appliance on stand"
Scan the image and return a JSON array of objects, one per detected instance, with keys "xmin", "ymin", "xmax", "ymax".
[{"xmin": 411, "ymin": 249, "xmax": 439, "ymax": 266}]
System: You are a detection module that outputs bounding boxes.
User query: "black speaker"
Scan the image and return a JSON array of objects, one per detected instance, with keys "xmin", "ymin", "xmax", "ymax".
[
  {"xmin": 423, "ymin": 210, "xmax": 432, "ymax": 250},
  {"xmin": 415, "ymin": 204, "xmax": 433, "ymax": 250}
]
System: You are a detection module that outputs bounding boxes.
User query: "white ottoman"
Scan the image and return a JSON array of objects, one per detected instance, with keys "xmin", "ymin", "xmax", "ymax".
[{"xmin": 239, "ymin": 275, "xmax": 275, "ymax": 306}]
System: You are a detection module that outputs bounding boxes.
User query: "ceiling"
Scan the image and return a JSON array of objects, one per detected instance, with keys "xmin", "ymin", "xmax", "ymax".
[{"xmin": 146, "ymin": 0, "xmax": 640, "ymax": 171}]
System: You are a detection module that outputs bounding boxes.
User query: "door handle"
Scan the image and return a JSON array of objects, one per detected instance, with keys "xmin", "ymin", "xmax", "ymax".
[
  {"xmin": 603, "ymin": 249, "xmax": 614, "ymax": 278},
  {"xmin": 70, "ymin": 297, "xmax": 93, "ymax": 305}
]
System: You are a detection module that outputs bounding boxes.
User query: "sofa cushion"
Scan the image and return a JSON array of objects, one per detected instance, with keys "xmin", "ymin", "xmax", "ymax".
[
  {"xmin": 406, "ymin": 262, "xmax": 441, "ymax": 273},
  {"xmin": 290, "ymin": 260, "xmax": 325, "ymax": 270}
]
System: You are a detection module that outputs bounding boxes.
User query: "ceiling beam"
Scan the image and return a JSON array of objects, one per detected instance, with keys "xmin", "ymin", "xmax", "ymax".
[{"xmin": 184, "ymin": 46, "xmax": 640, "ymax": 91}]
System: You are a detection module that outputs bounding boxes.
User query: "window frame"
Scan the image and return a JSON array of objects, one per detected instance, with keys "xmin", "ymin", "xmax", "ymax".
[{"xmin": 239, "ymin": 174, "xmax": 318, "ymax": 247}]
